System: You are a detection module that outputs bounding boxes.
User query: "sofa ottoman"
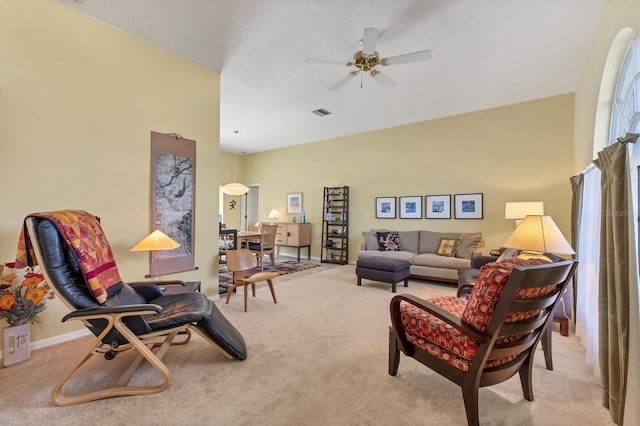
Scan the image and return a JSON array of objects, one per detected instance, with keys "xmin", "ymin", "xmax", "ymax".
[{"xmin": 356, "ymin": 257, "xmax": 410, "ymax": 293}]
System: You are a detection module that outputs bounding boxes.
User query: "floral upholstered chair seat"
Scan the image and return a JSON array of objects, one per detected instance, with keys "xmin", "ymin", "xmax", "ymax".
[{"xmin": 399, "ymin": 257, "xmax": 553, "ymax": 372}]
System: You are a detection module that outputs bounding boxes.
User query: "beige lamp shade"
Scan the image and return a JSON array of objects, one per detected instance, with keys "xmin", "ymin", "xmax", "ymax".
[
  {"xmin": 267, "ymin": 209, "xmax": 280, "ymax": 219},
  {"xmin": 505, "ymin": 202, "xmax": 544, "ymax": 219},
  {"xmin": 130, "ymin": 229, "xmax": 181, "ymax": 252},
  {"xmin": 502, "ymin": 215, "xmax": 575, "ymax": 255},
  {"xmin": 221, "ymin": 182, "xmax": 249, "ymax": 195}
]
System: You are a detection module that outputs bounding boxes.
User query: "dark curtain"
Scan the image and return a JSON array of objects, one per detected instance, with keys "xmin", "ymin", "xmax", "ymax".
[
  {"xmin": 596, "ymin": 141, "xmax": 630, "ymax": 424},
  {"xmin": 570, "ymin": 173, "xmax": 585, "ymax": 322}
]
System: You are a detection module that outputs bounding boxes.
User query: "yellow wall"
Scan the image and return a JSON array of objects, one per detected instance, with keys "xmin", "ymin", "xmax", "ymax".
[
  {"xmin": 0, "ymin": 1, "xmax": 220, "ymax": 343},
  {"xmin": 242, "ymin": 94, "xmax": 575, "ymax": 261}
]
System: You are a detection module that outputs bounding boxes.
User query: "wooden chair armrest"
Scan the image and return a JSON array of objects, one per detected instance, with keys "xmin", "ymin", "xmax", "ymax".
[{"xmin": 61, "ymin": 304, "xmax": 162, "ymax": 322}]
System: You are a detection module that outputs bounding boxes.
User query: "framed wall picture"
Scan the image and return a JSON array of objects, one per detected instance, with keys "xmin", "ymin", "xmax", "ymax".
[
  {"xmin": 399, "ymin": 196, "xmax": 422, "ymax": 219},
  {"xmin": 454, "ymin": 193, "xmax": 483, "ymax": 219},
  {"xmin": 375, "ymin": 197, "xmax": 396, "ymax": 219},
  {"xmin": 425, "ymin": 194, "xmax": 451, "ymax": 219},
  {"xmin": 287, "ymin": 192, "xmax": 303, "ymax": 214}
]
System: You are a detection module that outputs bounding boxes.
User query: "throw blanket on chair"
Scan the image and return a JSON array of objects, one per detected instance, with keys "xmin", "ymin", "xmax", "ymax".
[{"xmin": 16, "ymin": 210, "xmax": 123, "ymax": 304}]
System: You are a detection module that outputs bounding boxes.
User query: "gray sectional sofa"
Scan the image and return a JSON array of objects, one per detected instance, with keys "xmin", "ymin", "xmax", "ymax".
[{"xmin": 357, "ymin": 230, "xmax": 484, "ymax": 283}]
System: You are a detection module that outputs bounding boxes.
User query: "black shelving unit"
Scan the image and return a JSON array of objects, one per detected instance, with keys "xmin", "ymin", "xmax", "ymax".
[{"xmin": 321, "ymin": 186, "xmax": 349, "ymax": 264}]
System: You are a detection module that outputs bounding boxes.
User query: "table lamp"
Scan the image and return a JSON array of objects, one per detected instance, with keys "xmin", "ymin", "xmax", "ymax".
[
  {"xmin": 505, "ymin": 202, "xmax": 544, "ymax": 226},
  {"xmin": 130, "ymin": 229, "xmax": 181, "ymax": 277},
  {"xmin": 502, "ymin": 215, "xmax": 574, "ymax": 260},
  {"xmin": 267, "ymin": 209, "xmax": 280, "ymax": 220}
]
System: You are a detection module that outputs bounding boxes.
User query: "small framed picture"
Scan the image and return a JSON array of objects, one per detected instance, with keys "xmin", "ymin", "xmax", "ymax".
[
  {"xmin": 375, "ymin": 197, "xmax": 396, "ymax": 219},
  {"xmin": 287, "ymin": 192, "xmax": 303, "ymax": 214},
  {"xmin": 425, "ymin": 194, "xmax": 451, "ymax": 219},
  {"xmin": 454, "ymin": 193, "xmax": 483, "ymax": 219},
  {"xmin": 399, "ymin": 196, "xmax": 422, "ymax": 219}
]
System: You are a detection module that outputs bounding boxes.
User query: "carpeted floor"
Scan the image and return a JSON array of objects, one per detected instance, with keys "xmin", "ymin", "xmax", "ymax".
[
  {"xmin": 218, "ymin": 257, "xmax": 321, "ymax": 292},
  {"xmin": 0, "ymin": 264, "xmax": 613, "ymax": 425}
]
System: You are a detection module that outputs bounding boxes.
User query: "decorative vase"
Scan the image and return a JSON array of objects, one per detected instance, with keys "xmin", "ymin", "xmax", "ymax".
[{"xmin": 2, "ymin": 323, "xmax": 31, "ymax": 367}]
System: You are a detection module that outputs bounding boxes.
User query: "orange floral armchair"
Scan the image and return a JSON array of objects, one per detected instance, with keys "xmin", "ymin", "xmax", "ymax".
[{"xmin": 389, "ymin": 257, "xmax": 576, "ymax": 426}]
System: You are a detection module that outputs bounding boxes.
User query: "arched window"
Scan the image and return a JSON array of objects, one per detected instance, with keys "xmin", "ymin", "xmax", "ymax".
[{"xmin": 610, "ymin": 36, "xmax": 640, "ymax": 152}]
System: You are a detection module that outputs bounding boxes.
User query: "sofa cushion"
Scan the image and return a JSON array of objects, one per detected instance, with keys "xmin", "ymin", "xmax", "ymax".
[
  {"xmin": 377, "ymin": 231, "xmax": 401, "ymax": 251},
  {"xmin": 455, "ymin": 232, "xmax": 483, "ymax": 259},
  {"xmin": 461, "ymin": 257, "xmax": 553, "ymax": 332},
  {"xmin": 397, "ymin": 231, "xmax": 419, "ymax": 254},
  {"xmin": 412, "ymin": 253, "xmax": 471, "ymax": 269},
  {"xmin": 436, "ymin": 237, "xmax": 460, "ymax": 257},
  {"xmin": 418, "ymin": 231, "xmax": 443, "ymax": 254},
  {"xmin": 358, "ymin": 250, "xmax": 415, "ymax": 261}
]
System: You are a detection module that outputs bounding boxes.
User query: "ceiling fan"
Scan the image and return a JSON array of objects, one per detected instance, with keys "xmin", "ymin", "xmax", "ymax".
[{"xmin": 309, "ymin": 27, "xmax": 431, "ymax": 90}]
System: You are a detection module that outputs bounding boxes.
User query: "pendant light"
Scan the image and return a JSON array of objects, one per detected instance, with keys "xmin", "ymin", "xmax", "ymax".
[{"xmin": 221, "ymin": 130, "xmax": 249, "ymax": 195}]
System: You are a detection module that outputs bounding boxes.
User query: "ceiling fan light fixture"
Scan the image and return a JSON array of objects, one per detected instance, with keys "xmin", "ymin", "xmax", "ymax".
[{"xmin": 315, "ymin": 27, "xmax": 431, "ymax": 91}]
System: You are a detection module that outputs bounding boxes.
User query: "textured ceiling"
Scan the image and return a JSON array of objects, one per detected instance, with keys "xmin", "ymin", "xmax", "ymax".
[{"xmin": 59, "ymin": 0, "xmax": 603, "ymax": 154}]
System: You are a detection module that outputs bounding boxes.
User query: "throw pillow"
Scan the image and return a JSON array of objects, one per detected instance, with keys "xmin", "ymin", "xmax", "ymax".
[
  {"xmin": 436, "ymin": 237, "xmax": 460, "ymax": 257},
  {"xmin": 377, "ymin": 231, "xmax": 401, "ymax": 251},
  {"xmin": 362, "ymin": 231, "xmax": 379, "ymax": 250},
  {"xmin": 455, "ymin": 233, "xmax": 483, "ymax": 259}
]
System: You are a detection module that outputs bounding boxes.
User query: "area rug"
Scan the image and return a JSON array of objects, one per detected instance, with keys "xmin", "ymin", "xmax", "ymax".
[{"xmin": 218, "ymin": 258, "xmax": 321, "ymax": 293}]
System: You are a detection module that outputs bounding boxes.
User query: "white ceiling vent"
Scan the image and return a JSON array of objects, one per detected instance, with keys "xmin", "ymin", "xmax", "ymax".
[{"xmin": 312, "ymin": 108, "xmax": 332, "ymax": 117}]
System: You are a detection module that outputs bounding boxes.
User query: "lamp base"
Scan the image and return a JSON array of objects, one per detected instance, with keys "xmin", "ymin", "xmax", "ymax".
[{"xmin": 516, "ymin": 251, "xmax": 551, "ymax": 262}]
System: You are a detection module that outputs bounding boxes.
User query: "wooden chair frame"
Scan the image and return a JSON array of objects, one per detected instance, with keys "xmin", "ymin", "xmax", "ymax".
[
  {"xmin": 248, "ymin": 223, "xmax": 278, "ymax": 270},
  {"xmin": 389, "ymin": 260, "xmax": 577, "ymax": 426},
  {"xmin": 225, "ymin": 249, "xmax": 278, "ymax": 312}
]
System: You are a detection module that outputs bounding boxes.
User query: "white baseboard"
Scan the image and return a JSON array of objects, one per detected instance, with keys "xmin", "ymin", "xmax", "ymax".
[{"xmin": 1, "ymin": 328, "xmax": 92, "ymax": 359}]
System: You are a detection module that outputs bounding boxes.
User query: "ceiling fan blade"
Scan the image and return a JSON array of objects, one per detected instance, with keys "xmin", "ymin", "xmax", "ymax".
[
  {"xmin": 381, "ymin": 49, "xmax": 432, "ymax": 66},
  {"xmin": 362, "ymin": 27, "xmax": 379, "ymax": 56},
  {"xmin": 371, "ymin": 71, "xmax": 396, "ymax": 89},
  {"xmin": 329, "ymin": 71, "xmax": 358, "ymax": 90},
  {"xmin": 307, "ymin": 58, "xmax": 349, "ymax": 66}
]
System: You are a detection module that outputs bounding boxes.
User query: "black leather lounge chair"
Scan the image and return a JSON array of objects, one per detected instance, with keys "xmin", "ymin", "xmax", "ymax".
[{"xmin": 24, "ymin": 212, "xmax": 247, "ymax": 406}]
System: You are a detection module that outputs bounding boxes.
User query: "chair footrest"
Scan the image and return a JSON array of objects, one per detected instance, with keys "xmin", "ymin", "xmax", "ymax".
[{"xmin": 195, "ymin": 303, "xmax": 248, "ymax": 360}]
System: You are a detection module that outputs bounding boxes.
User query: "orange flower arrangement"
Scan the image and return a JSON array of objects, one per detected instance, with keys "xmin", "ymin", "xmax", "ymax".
[{"xmin": 0, "ymin": 262, "xmax": 53, "ymax": 326}]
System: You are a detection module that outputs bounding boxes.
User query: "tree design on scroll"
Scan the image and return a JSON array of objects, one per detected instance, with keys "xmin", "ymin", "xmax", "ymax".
[
  {"xmin": 150, "ymin": 131, "xmax": 197, "ymax": 276},
  {"xmin": 155, "ymin": 153, "xmax": 193, "ymax": 257}
]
